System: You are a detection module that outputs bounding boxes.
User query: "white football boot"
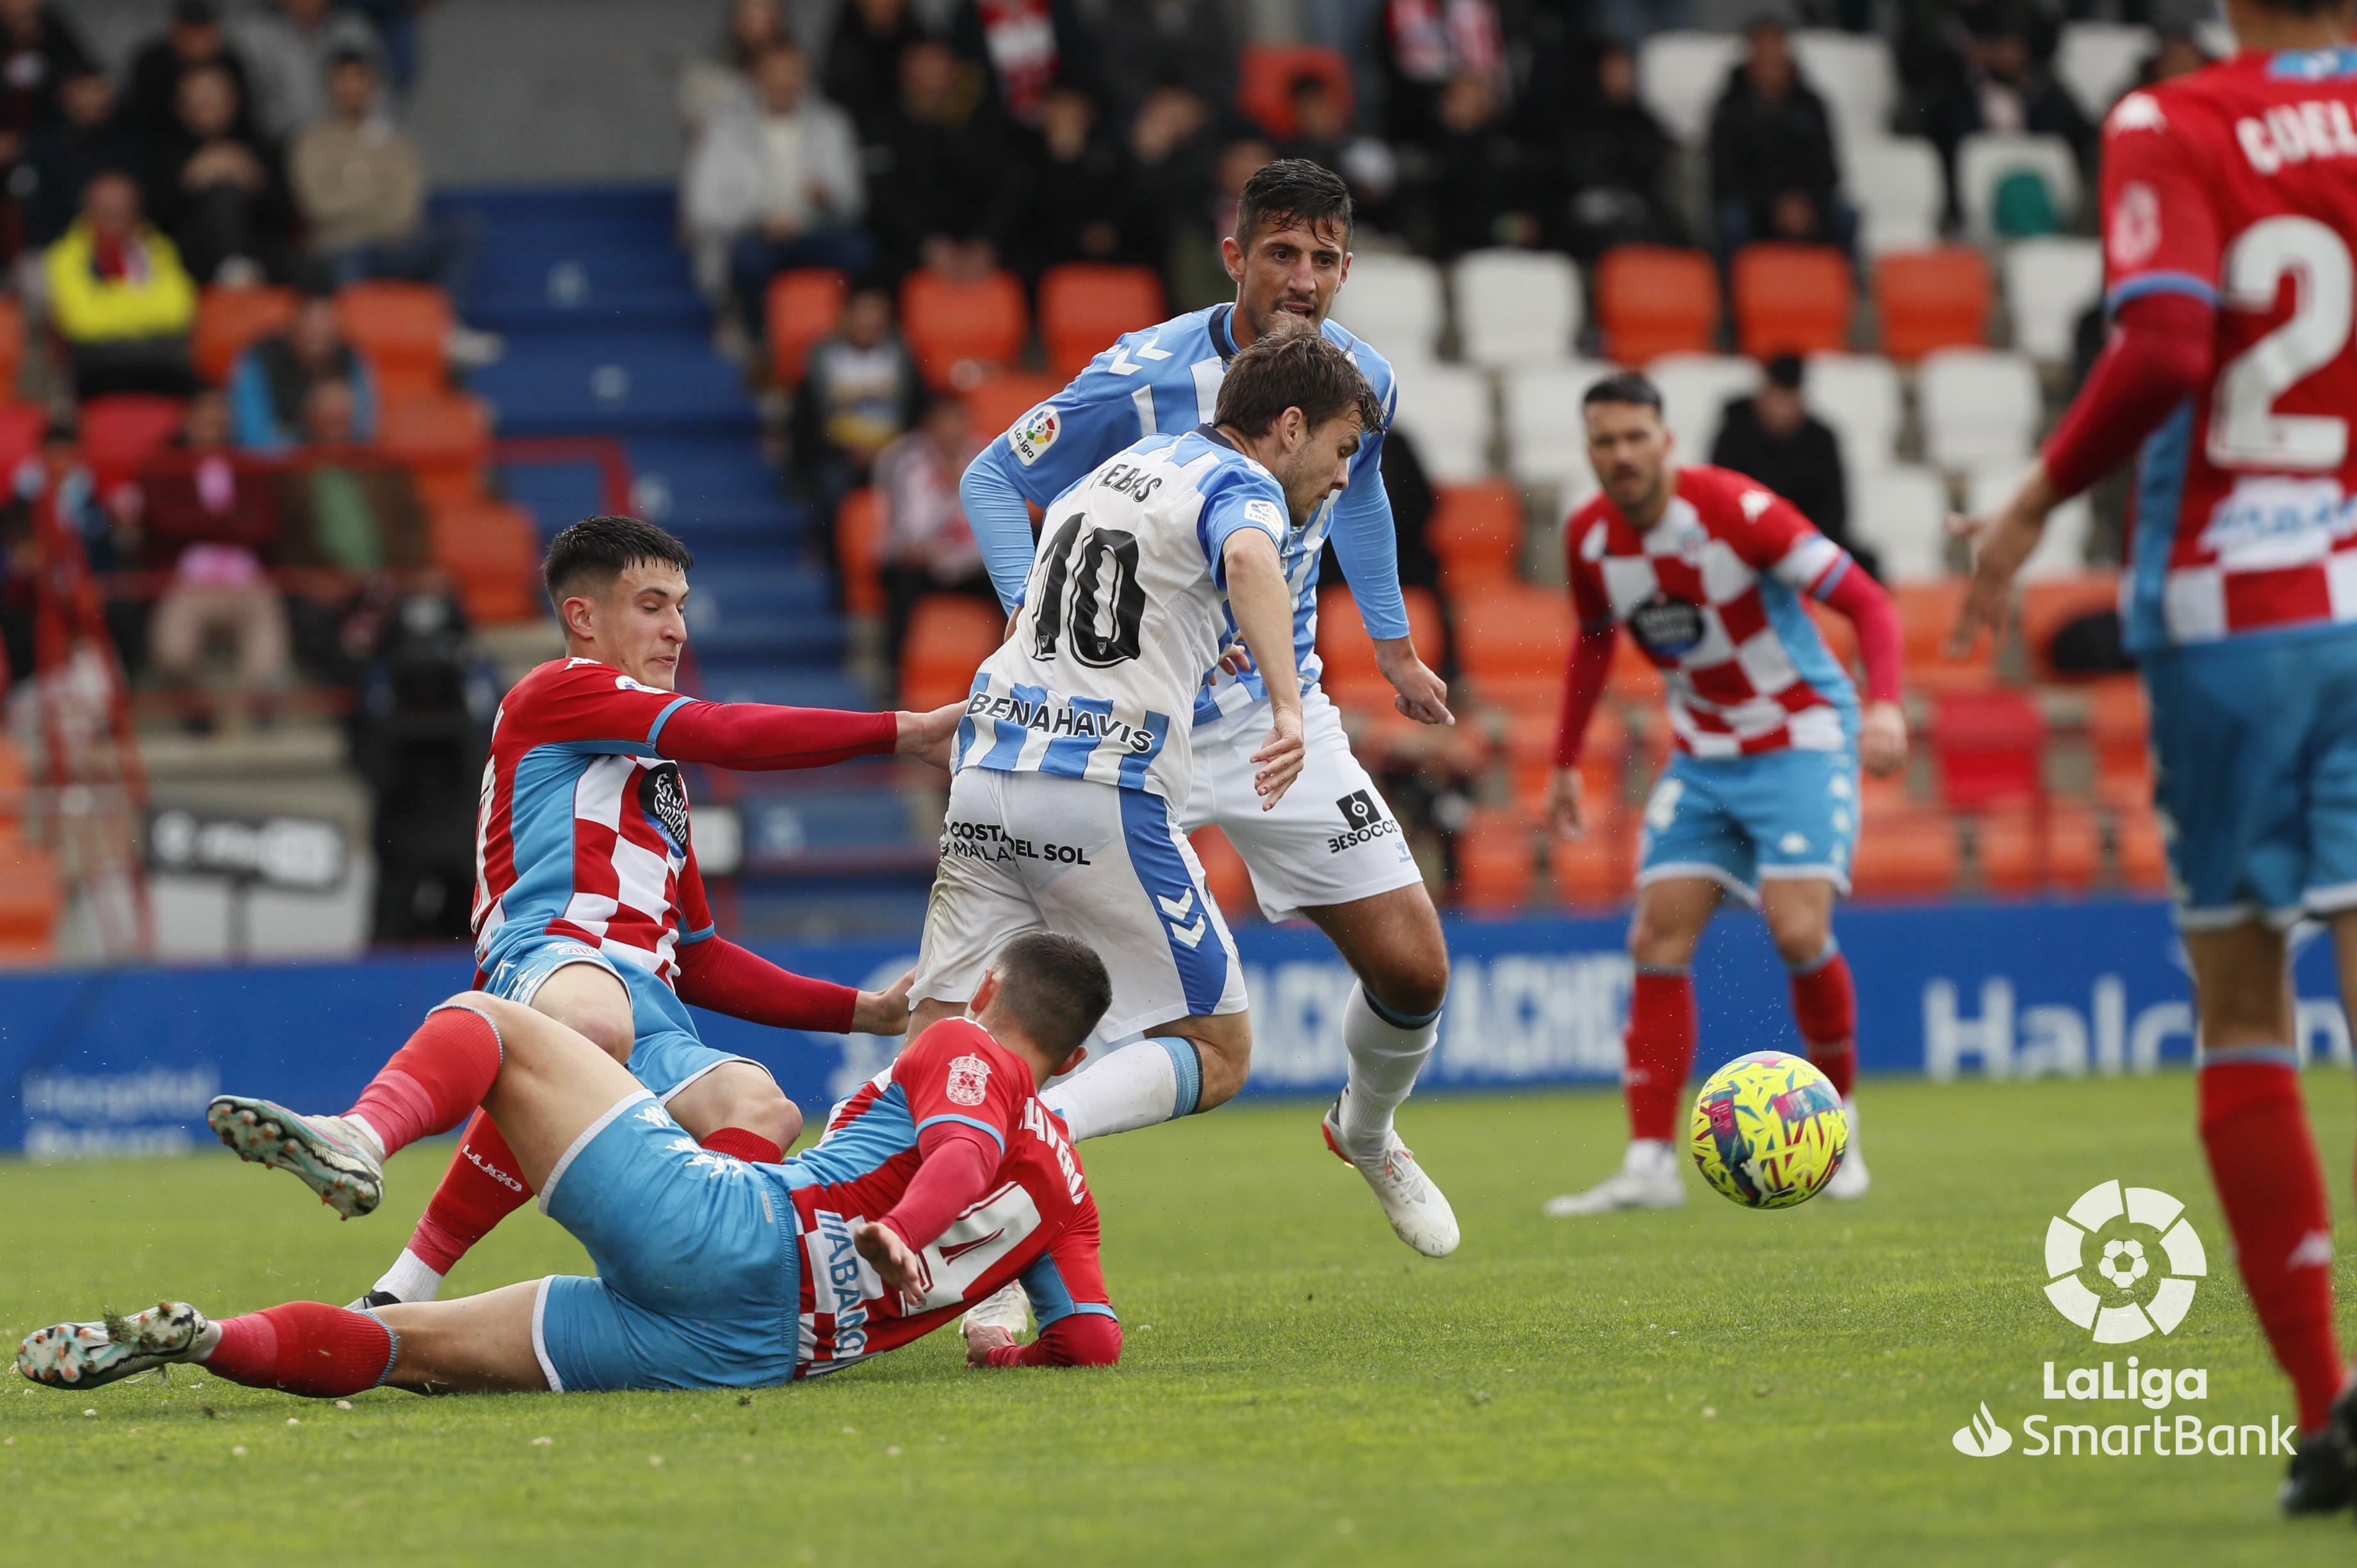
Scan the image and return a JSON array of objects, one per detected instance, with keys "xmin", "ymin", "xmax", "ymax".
[
  {"xmin": 207, "ymin": 1095, "xmax": 386, "ymax": 1218},
  {"xmin": 17, "ymin": 1302, "xmax": 217, "ymax": 1390},
  {"xmin": 1544, "ymin": 1139, "xmax": 1686, "ymax": 1216},
  {"xmin": 1322, "ymin": 1095, "xmax": 1460, "ymax": 1258},
  {"xmin": 1824, "ymin": 1097, "xmax": 1870, "ymax": 1200},
  {"xmin": 960, "ymin": 1282, "xmax": 1031, "ymax": 1342}
]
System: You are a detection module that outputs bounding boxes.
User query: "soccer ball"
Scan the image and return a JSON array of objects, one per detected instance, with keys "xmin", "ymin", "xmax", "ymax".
[{"xmin": 1688, "ymin": 1050, "xmax": 1848, "ymax": 1209}]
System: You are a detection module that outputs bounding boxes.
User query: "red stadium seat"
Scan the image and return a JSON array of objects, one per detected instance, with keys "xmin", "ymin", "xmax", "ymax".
[
  {"xmin": 1850, "ymin": 805, "xmax": 1962, "ymax": 899},
  {"xmin": 900, "ymin": 594, "xmax": 1003, "ymax": 709},
  {"xmin": 1455, "ymin": 583, "xmax": 1569, "ymax": 712},
  {"xmin": 1428, "ymin": 482, "xmax": 1522, "ymax": 585},
  {"xmin": 2016, "ymin": 572, "xmax": 2120, "ymax": 683},
  {"xmin": 1040, "ymin": 265, "xmax": 1166, "ymax": 381},
  {"xmin": 1731, "ymin": 244, "xmax": 1853, "ymax": 359},
  {"xmin": 901, "ymin": 269, "xmax": 1029, "ymax": 391},
  {"xmin": 1933, "ymin": 687, "xmax": 2046, "ymax": 810},
  {"xmin": 1897, "ymin": 579, "xmax": 2000, "ymax": 693},
  {"xmin": 765, "ymin": 268, "xmax": 848, "ymax": 386},
  {"xmin": 0, "ymin": 295, "xmax": 21, "ymax": 400},
  {"xmin": 1453, "ymin": 809, "xmax": 1535, "ymax": 913},
  {"xmin": 1874, "ymin": 247, "xmax": 1993, "ymax": 363},
  {"xmin": 963, "ymin": 372, "xmax": 1063, "ymax": 446},
  {"xmin": 80, "ymin": 395, "xmax": 188, "ymax": 489},
  {"xmin": 1595, "ymin": 246, "xmax": 1720, "ymax": 364},
  {"xmin": 0, "ymin": 834, "xmax": 60, "ymax": 960},
  {"xmin": 1237, "ymin": 44, "xmax": 1353, "ymax": 139},
  {"xmin": 1317, "ymin": 585, "xmax": 1447, "ymax": 713},
  {"xmin": 1549, "ymin": 810, "xmax": 1636, "ymax": 908},
  {"xmin": 193, "ymin": 286, "xmax": 298, "ymax": 385},
  {"xmin": 1189, "ymin": 826, "xmax": 1258, "ymax": 923},
  {"xmin": 1975, "ymin": 803, "xmax": 2101, "ymax": 894},
  {"xmin": 429, "ymin": 500, "xmax": 540, "ymax": 623},
  {"xmin": 836, "ymin": 487, "xmax": 885, "ymax": 617},
  {"xmin": 0, "ymin": 404, "xmax": 45, "ymax": 479},
  {"xmin": 2114, "ymin": 803, "xmax": 2170, "ymax": 892},
  {"xmin": 380, "ymin": 393, "xmax": 491, "ymax": 505},
  {"xmin": 337, "ymin": 281, "xmax": 451, "ymax": 396},
  {"xmin": 2085, "ymin": 678, "xmax": 2152, "ymax": 806}
]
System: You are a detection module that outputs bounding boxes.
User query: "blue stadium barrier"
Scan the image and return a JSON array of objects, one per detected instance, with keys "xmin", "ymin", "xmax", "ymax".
[{"xmin": 3, "ymin": 899, "xmax": 2348, "ymax": 1157}]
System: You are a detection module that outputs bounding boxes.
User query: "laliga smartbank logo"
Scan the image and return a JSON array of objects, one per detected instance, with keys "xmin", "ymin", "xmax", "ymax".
[{"xmin": 1950, "ymin": 1180, "xmax": 2301, "ymax": 1462}]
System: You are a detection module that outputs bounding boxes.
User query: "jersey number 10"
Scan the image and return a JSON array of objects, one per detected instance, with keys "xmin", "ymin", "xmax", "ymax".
[
  {"xmin": 1032, "ymin": 514, "xmax": 1146, "ymax": 668},
  {"xmin": 2212, "ymin": 215, "xmax": 2354, "ymax": 470}
]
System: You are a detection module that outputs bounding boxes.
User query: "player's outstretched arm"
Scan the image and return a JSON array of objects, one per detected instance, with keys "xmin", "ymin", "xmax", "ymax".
[
  {"xmin": 657, "ymin": 698, "xmax": 965, "ymax": 772},
  {"xmin": 1224, "ymin": 527, "xmax": 1305, "ymax": 808}
]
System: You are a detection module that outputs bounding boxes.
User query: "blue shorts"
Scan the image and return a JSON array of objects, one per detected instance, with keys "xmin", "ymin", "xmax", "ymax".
[
  {"xmin": 1636, "ymin": 749, "xmax": 1859, "ymax": 904},
  {"xmin": 477, "ymin": 931, "xmax": 764, "ymax": 1103},
  {"xmin": 2143, "ymin": 632, "xmax": 2357, "ymax": 928},
  {"xmin": 532, "ymin": 1090, "xmax": 801, "ymax": 1392}
]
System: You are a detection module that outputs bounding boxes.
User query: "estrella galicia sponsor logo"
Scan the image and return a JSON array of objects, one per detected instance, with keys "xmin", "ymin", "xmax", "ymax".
[
  {"xmin": 639, "ymin": 762, "xmax": 692, "ymax": 856},
  {"xmin": 1627, "ymin": 594, "xmax": 1706, "ymax": 658},
  {"xmin": 1327, "ymin": 789, "xmax": 1399, "ymax": 854}
]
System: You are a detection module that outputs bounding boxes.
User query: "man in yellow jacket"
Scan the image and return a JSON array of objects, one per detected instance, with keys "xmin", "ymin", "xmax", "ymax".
[{"xmin": 44, "ymin": 171, "xmax": 199, "ymax": 399}]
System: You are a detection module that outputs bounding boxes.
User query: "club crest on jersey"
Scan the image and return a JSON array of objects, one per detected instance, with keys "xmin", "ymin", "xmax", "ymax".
[
  {"xmin": 946, "ymin": 1053, "xmax": 992, "ymax": 1107},
  {"xmin": 639, "ymin": 762, "xmax": 692, "ymax": 856},
  {"xmin": 1009, "ymin": 404, "xmax": 1060, "ymax": 468}
]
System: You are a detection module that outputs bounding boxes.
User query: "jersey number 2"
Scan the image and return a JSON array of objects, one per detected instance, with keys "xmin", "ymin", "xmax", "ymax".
[
  {"xmin": 1032, "ymin": 514, "xmax": 1145, "ymax": 667},
  {"xmin": 2210, "ymin": 216, "xmax": 2354, "ymax": 470}
]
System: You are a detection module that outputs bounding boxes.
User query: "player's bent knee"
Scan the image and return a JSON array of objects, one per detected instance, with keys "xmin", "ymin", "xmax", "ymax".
[{"xmin": 1179, "ymin": 1015, "xmax": 1252, "ymax": 1110}]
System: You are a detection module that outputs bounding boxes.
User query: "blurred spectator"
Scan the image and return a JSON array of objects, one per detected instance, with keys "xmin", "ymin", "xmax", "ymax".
[
  {"xmin": 1709, "ymin": 354, "xmax": 1874, "ymax": 578},
  {"xmin": 685, "ymin": 40, "xmax": 869, "ymax": 326},
  {"xmin": 1707, "ymin": 19, "xmax": 1852, "ymax": 257},
  {"xmin": 1415, "ymin": 70, "xmax": 1531, "ymax": 258},
  {"xmin": 2135, "ymin": 28, "xmax": 2212, "ymax": 91},
  {"xmin": 355, "ymin": 587, "xmax": 499, "ymax": 943},
  {"xmin": 681, "ymin": 0, "xmax": 787, "ymax": 142},
  {"xmin": 12, "ymin": 416, "xmax": 124, "ymax": 573},
  {"xmin": 1128, "ymin": 86, "xmax": 1219, "ymax": 288},
  {"xmin": 874, "ymin": 395, "xmax": 992, "ymax": 671},
  {"xmin": 152, "ymin": 63, "xmax": 293, "ymax": 285},
  {"xmin": 43, "ymin": 171, "xmax": 199, "ymax": 398},
  {"xmin": 1277, "ymin": 72, "xmax": 1398, "ymax": 229},
  {"xmin": 0, "ymin": 0, "xmax": 95, "ymax": 171},
  {"xmin": 867, "ymin": 40, "xmax": 1011, "ymax": 279},
  {"xmin": 233, "ymin": 0, "xmax": 381, "ymax": 139},
  {"xmin": 275, "ymin": 377, "xmax": 423, "ymax": 571},
  {"xmin": 22, "ymin": 68, "xmax": 147, "ymax": 251},
  {"xmin": 1918, "ymin": 6, "xmax": 2093, "ymax": 229},
  {"xmin": 951, "ymin": 0, "xmax": 1099, "ymax": 127},
  {"xmin": 1098, "ymin": 1, "xmax": 1236, "ymax": 133},
  {"xmin": 126, "ymin": 1, "xmax": 257, "ymax": 140},
  {"xmin": 821, "ymin": 0, "xmax": 922, "ymax": 142},
  {"xmin": 1013, "ymin": 86, "xmax": 1141, "ymax": 276},
  {"xmin": 140, "ymin": 391, "xmax": 291, "ymax": 728},
  {"xmin": 1170, "ymin": 134, "xmax": 1271, "ymax": 308},
  {"xmin": 229, "ymin": 288, "xmax": 379, "ymax": 452},
  {"xmin": 1380, "ymin": 0, "xmax": 1508, "ymax": 146},
  {"xmin": 346, "ymin": 0, "xmax": 427, "ymax": 97},
  {"xmin": 791, "ymin": 282, "xmax": 921, "ymax": 524},
  {"xmin": 1553, "ymin": 41, "xmax": 1679, "ymax": 260}
]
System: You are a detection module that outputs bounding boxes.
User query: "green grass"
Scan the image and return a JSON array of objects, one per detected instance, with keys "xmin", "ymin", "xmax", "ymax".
[{"xmin": 1, "ymin": 1075, "xmax": 2354, "ymax": 1567}]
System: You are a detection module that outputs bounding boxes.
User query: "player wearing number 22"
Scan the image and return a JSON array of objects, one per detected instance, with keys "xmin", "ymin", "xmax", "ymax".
[{"xmin": 1953, "ymin": 1, "xmax": 2357, "ymax": 1515}]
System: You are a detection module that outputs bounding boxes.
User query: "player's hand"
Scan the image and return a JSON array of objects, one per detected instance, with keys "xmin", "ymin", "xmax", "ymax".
[
  {"xmin": 1948, "ymin": 466, "xmax": 2056, "ymax": 656},
  {"xmin": 1547, "ymin": 766, "xmax": 1584, "ymax": 839},
  {"xmin": 1859, "ymin": 700, "xmax": 1908, "ymax": 776},
  {"xmin": 1373, "ymin": 638, "xmax": 1453, "ymax": 726},
  {"xmin": 851, "ymin": 1220, "xmax": 927, "ymax": 1297},
  {"xmin": 1252, "ymin": 706, "xmax": 1306, "ymax": 810},
  {"xmin": 851, "ymin": 968, "xmax": 915, "ymax": 1036},
  {"xmin": 1216, "ymin": 641, "xmax": 1255, "ymax": 678},
  {"xmin": 963, "ymin": 1321, "xmax": 1016, "ymax": 1368},
  {"xmin": 895, "ymin": 703, "xmax": 966, "ymax": 769}
]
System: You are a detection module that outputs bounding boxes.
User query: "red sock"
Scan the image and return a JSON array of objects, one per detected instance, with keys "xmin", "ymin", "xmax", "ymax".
[
  {"xmin": 345, "ymin": 1005, "xmax": 504, "ymax": 1158},
  {"xmin": 1790, "ymin": 947, "xmax": 1857, "ymax": 1100},
  {"xmin": 204, "ymin": 1302, "xmax": 395, "ymax": 1398},
  {"xmin": 1624, "ymin": 968, "xmax": 1698, "ymax": 1142},
  {"xmin": 700, "ymin": 1127, "xmax": 783, "ymax": 1163},
  {"xmin": 405, "ymin": 1111, "xmax": 535, "ymax": 1277},
  {"xmin": 2199, "ymin": 1059, "xmax": 2345, "ymax": 1433}
]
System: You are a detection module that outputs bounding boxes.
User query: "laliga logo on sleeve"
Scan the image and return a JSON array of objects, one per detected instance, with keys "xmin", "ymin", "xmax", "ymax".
[{"xmin": 2043, "ymin": 1180, "xmax": 2207, "ymax": 1344}]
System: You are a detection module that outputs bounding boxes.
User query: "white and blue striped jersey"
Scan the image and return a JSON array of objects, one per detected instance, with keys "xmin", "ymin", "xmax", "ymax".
[
  {"xmin": 959, "ymin": 304, "xmax": 1404, "ymax": 726},
  {"xmin": 953, "ymin": 428, "xmax": 1289, "ymax": 801}
]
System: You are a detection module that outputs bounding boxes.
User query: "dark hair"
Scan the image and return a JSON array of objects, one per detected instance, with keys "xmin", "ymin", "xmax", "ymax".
[
  {"xmin": 1763, "ymin": 352, "xmax": 1804, "ymax": 389},
  {"xmin": 989, "ymin": 933, "xmax": 1112, "ymax": 1065},
  {"xmin": 1234, "ymin": 158, "xmax": 1353, "ymax": 250},
  {"xmin": 328, "ymin": 45, "xmax": 375, "ymax": 72},
  {"xmin": 1582, "ymin": 371, "xmax": 1665, "ymax": 413},
  {"xmin": 542, "ymin": 515, "xmax": 695, "ymax": 603},
  {"xmin": 2252, "ymin": 0, "xmax": 2345, "ymax": 12},
  {"xmin": 1214, "ymin": 328, "xmax": 1386, "ymax": 441}
]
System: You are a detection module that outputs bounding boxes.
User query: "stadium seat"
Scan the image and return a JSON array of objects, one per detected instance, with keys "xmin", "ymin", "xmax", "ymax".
[
  {"xmin": 1873, "ymin": 247, "xmax": 1992, "ymax": 362},
  {"xmin": 0, "ymin": 404, "xmax": 45, "ymax": 478},
  {"xmin": 1456, "ymin": 582, "xmax": 1569, "ymax": 710},
  {"xmin": 1956, "ymin": 133, "xmax": 2083, "ymax": 241},
  {"xmin": 2057, "ymin": 22, "xmax": 2155, "ymax": 121},
  {"xmin": 1454, "ymin": 809, "xmax": 1536, "ymax": 912},
  {"xmin": 2002, "ymin": 237, "xmax": 2105, "ymax": 366},
  {"xmin": 379, "ymin": 393, "xmax": 491, "ymax": 500},
  {"xmin": 0, "ymin": 834, "xmax": 60, "ymax": 960},
  {"xmin": 1333, "ymin": 253, "xmax": 1445, "ymax": 363},
  {"xmin": 1794, "ymin": 29, "xmax": 1896, "ymax": 147},
  {"xmin": 1608, "ymin": 632, "xmax": 1665, "ymax": 704},
  {"xmin": 1428, "ymin": 482, "xmax": 1523, "ymax": 585},
  {"xmin": 429, "ymin": 500, "xmax": 540, "ymax": 623},
  {"xmin": 1388, "ymin": 361, "xmax": 1493, "ymax": 482},
  {"xmin": 80, "ymin": 395, "xmax": 188, "ymax": 490},
  {"xmin": 1452, "ymin": 250, "xmax": 1582, "ymax": 368},
  {"xmin": 1850, "ymin": 805, "xmax": 1962, "ymax": 899},
  {"xmin": 1551, "ymin": 812, "xmax": 1636, "ymax": 908},
  {"xmin": 1852, "ymin": 465, "xmax": 1950, "ymax": 582},
  {"xmin": 1918, "ymin": 349, "xmax": 2041, "ymax": 471},
  {"xmin": 835, "ymin": 487, "xmax": 885, "ymax": 618},
  {"xmin": 1896, "ymin": 578, "xmax": 2000, "ymax": 691},
  {"xmin": 1966, "ymin": 467, "xmax": 2091, "ymax": 580},
  {"xmin": 901, "ymin": 268, "xmax": 1029, "ymax": 390},
  {"xmin": 899, "ymin": 594, "xmax": 1002, "ymax": 709},
  {"xmin": 2114, "ymin": 802, "xmax": 2169, "ymax": 892},
  {"xmin": 0, "ymin": 737, "xmax": 26, "ymax": 821},
  {"xmin": 963, "ymin": 372, "xmax": 1062, "ymax": 445},
  {"xmin": 1649, "ymin": 353, "xmax": 1758, "ymax": 458},
  {"xmin": 1731, "ymin": 243, "xmax": 1854, "ymax": 359},
  {"xmin": 1501, "ymin": 358, "xmax": 1617, "ymax": 490},
  {"xmin": 2085, "ymin": 678, "xmax": 2153, "ymax": 805},
  {"xmin": 0, "ymin": 295, "xmax": 20, "ymax": 398},
  {"xmin": 1040, "ymin": 265, "xmax": 1166, "ymax": 380},
  {"xmin": 1846, "ymin": 137, "xmax": 1946, "ymax": 256},
  {"xmin": 1976, "ymin": 802, "xmax": 2103, "ymax": 895},
  {"xmin": 764, "ymin": 268, "xmax": 846, "ymax": 386},
  {"xmin": 193, "ymin": 285, "xmax": 297, "ymax": 385},
  {"xmin": 1637, "ymin": 31, "xmax": 1743, "ymax": 144},
  {"xmin": 1318, "ymin": 585, "xmax": 1447, "ymax": 712},
  {"xmin": 1189, "ymin": 825, "xmax": 1259, "ymax": 922},
  {"xmin": 1595, "ymin": 246, "xmax": 1719, "ymax": 364},
  {"xmin": 337, "ymin": 281, "xmax": 451, "ymax": 396},
  {"xmin": 1517, "ymin": 699, "xmax": 1626, "ymax": 810},
  {"xmin": 1934, "ymin": 688, "xmax": 2046, "ymax": 810},
  {"xmin": 2017, "ymin": 572, "xmax": 2123, "ymax": 682},
  {"xmin": 1803, "ymin": 353, "xmax": 1902, "ymax": 473},
  {"xmin": 1237, "ymin": 44, "xmax": 1352, "ymax": 140}
]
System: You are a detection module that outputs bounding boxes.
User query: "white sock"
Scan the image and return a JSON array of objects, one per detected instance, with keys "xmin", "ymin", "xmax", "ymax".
[
  {"xmin": 341, "ymin": 1113, "xmax": 386, "ymax": 1163},
  {"xmin": 1626, "ymin": 1138, "xmax": 1676, "ymax": 1173},
  {"xmin": 1843, "ymin": 1097, "xmax": 1862, "ymax": 1156},
  {"xmin": 1041, "ymin": 1037, "xmax": 1200, "ymax": 1141},
  {"xmin": 1337, "ymin": 982, "xmax": 1439, "ymax": 1150},
  {"xmin": 373, "ymin": 1247, "xmax": 446, "ymax": 1304}
]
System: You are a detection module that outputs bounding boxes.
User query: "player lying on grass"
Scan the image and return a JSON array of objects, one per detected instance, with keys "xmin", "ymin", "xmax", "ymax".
[
  {"xmin": 15, "ymin": 933, "xmax": 1121, "ymax": 1396},
  {"xmin": 1545, "ymin": 372, "xmax": 1906, "ymax": 1216},
  {"xmin": 357, "ymin": 514, "xmax": 964, "ymax": 1313}
]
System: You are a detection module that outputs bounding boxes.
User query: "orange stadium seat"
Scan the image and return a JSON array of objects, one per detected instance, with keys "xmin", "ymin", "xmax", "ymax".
[
  {"xmin": 1551, "ymin": 812, "xmax": 1637, "ymax": 908},
  {"xmin": 1732, "ymin": 243, "xmax": 1853, "ymax": 359},
  {"xmin": 1317, "ymin": 585, "xmax": 1446, "ymax": 713},
  {"xmin": 765, "ymin": 268, "xmax": 847, "ymax": 386},
  {"xmin": 1595, "ymin": 246, "xmax": 1719, "ymax": 364},
  {"xmin": 1875, "ymin": 247, "xmax": 1993, "ymax": 363},
  {"xmin": 2114, "ymin": 803, "xmax": 2170, "ymax": 892},
  {"xmin": 900, "ymin": 594, "xmax": 1002, "ymax": 709},
  {"xmin": 193, "ymin": 286, "xmax": 298, "ymax": 384},
  {"xmin": 963, "ymin": 372, "xmax": 1063, "ymax": 445},
  {"xmin": 1608, "ymin": 632, "xmax": 1665, "ymax": 704},
  {"xmin": 1975, "ymin": 803, "xmax": 2101, "ymax": 894},
  {"xmin": 0, "ymin": 404, "xmax": 44, "ymax": 478},
  {"xmin": 0, "ymin": 294, "xmax": 21, "ymax": 398},
  {"xmin": 81, "ymin": 395, "xmax": 187, "ymax": 489},
  {"xmin": 430, "ymin": 500, "xmax": 539, "ymax": 623},
  {"xmin": 901, "ymin": 269, "xmax": 1029, "ymax": 390},
  {"xmin": 1428, "ymin": 482, "xmax": 1522, "ymax": 585},
  {"xmin": 1933, "ymin": 687, "xmax": 2046, "ymax": 810},
  {"xmin": 1896, "ymin": 578, "xmax": 1999, "ymax": 692},
  {"xmin": 1454, "ymin": 809, "xmax": 1535, "ymax": 913},
  {"xmin": 1040, "ymin": 265, "xmax": 1166, "ymax": 380},
  {"xmin": 1455, "ymin": 583, "xmax": 1569, "ymax": 712},
  {"xmin": 0, "ymin": 834, "xmax": 60, "ymax": 960},
  {"xmin": 2085, "ymin": 678, "xmax": 2152, "ymax": 806},
  {"xmin": 1237, "ymin": 44, "xmax": 1353, "ymax": 139},
  {"xmin": 1850, "ymin": 806, "xmax": 1962, "ymax": 899},
  {"xmin": 835, "ymin": 487, "xmax": 885, "ymax": 617},
  {"xmin": 380, "ymin": 393, "xmax": 491, "ymax": 505},
  {"xmin": 1189, "ymin": 826, "xmax": 1257, "ymax": 923},
  {"xmin": 2016, "ymin": 572, "xmax": 2120, "ymax": 682},
  {"xmin": 0, "ymin": 737, "xmax": 27, "ymax": 824},
  {"xmin": 338, "ymin": 282, "xmax": 451, "ymax": 396}
]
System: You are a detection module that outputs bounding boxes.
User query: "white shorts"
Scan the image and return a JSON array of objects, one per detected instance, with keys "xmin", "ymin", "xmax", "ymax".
[
  {"xmin": 1180, "ymin": 689, "xmax": 1426, "ymax": 922},
  {"xmin": 913, "ymin": 768, "xmax": 1248, "ymax": 1041}
]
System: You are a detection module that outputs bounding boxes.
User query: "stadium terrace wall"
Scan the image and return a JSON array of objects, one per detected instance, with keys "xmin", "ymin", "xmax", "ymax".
[{"xmin": 3, "ymin": 898, "xmax": 2351, "ymax": 1158}]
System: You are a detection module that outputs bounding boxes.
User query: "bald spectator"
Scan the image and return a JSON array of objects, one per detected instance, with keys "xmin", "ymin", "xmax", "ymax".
[
  {"xmin": 126, "ymin": 1, "xmax": 256, "ymax": 139},
  {"xmin": 43, "ymin": 171, "xmax": 199, "ymax": 398},
  {"xmin": 152, "ymin": 62, "xmax": 292, "ymax": 284}
]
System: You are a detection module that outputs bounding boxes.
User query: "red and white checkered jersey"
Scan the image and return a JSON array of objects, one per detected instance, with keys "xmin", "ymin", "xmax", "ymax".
[
  {"xmin": 1567, "ymin": 464, "xmax": 1858, "ymax": 758},
  {"xmin": 470, "ymin": 657, "xmax": 714, "ymax": 983},
  {"xmin": 2098, "ymin": 50, "xmax": 2357, "ymax": 650}
]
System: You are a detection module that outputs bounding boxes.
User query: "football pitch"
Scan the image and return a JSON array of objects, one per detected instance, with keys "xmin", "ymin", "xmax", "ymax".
[{"xmin": 2, "ymin": 1074, "xmax": 2353, "ymax": 1567}]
